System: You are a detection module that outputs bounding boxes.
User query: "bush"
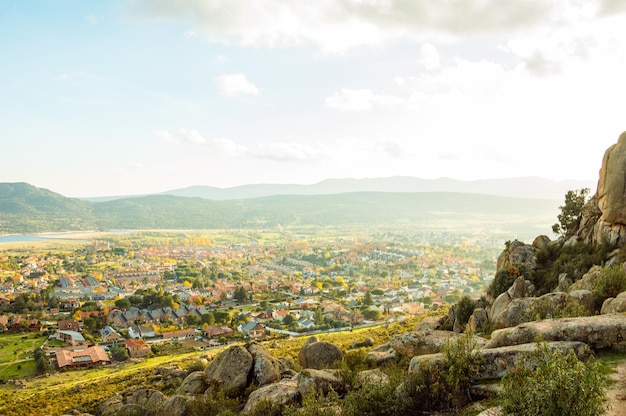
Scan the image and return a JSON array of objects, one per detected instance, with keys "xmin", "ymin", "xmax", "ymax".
[
  {"xmin": 499, "ymin": 342, "xmax": 607, "ymax": 416},
  {"xmin": 184, "ymin": 390, "xmax": 239, "ymax": 416},
  {"xmin": 488, "ymin": 268, "xmax": 514, "ymax": 299},
  {"xmin": 593, "ymin": 265, "xmax": 626, "ymax": 310},
  {"xmin": 532, "ymin": 297, "xmax": 590, "ymax": 320},
  {"xmin": 453, "ymin": 296, "xmax": 477, "ymax": 329}
]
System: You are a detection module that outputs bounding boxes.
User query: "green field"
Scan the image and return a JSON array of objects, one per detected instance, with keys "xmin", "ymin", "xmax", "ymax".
[{"xmin": 0, "ymin": 333, "xmax": 47, "ymax": 380}]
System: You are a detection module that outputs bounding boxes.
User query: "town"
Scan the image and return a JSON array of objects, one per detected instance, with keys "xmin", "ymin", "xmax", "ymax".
[{"xmin": 0, "ymin": 229, "xmax": 501, "ymax": 377}]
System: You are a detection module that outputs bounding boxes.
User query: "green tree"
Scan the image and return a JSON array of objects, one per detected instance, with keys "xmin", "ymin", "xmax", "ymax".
[
  {"xmin": 362, "ymin": 290, "xmax": 373, "ymax": 306},
  {"xmin": 314, "ymin": 307, "xmax": 324, "ymax": 326},
  {"xmin": 114, "ymin": 298, "xmax": 131, "ymax": 310},
  {"xmin": 234, "ymin": 286, "xmax": 247, "ymax": 303},
  {"xmin": 34, "ymin": 347, "xmax": 52, "ymax": 375},
  {"xmin": 111, "ymin": 344, "xmax": 129, "ymax": 362},
  {"xmin": 552, "ymin": 188, "xmax": 590, "ymax": 237}
]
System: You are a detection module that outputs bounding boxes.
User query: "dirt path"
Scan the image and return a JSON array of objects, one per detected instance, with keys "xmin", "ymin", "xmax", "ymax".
[{"xmin": 607, "ymin": 362, "xmax": 626, "ymax": 416}]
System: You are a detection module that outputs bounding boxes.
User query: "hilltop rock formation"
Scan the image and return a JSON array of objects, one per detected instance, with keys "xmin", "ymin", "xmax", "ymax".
[
  {"xmin": 298, "ymin": 340, "xmax": 344, "ymax": 369},
  {"xmin": 577, "ymin": 131, "xmax": 626, "ymax": 248}
]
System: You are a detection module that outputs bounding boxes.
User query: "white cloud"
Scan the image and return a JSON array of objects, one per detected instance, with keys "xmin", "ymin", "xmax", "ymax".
[
  {"xmin": 129, "ymin": 0, "xmax": 556, "ymax": 53},
  {"xmin": 155, "ymin": 129, "xmax": 247, "ymax": 156},
  {"xmin": 216, "ymin": 74, "xmax": 260, "ymax": 97},
  {"xmin": 252, "ymin": 142, "xmax": 330, "ymax": 162},
  {"xmin": 419, "ymin": 43, "xmax": 440, "ymax": 70},
  {"xmin": 326, "ymin": 88, "xmax": 405, "ymax": 112}
]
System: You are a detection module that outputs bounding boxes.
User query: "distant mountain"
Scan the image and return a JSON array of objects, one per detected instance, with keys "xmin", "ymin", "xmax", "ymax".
[
  {"xmin": 0, "ymin": 182, "xmax": 95, "ymax": 233},
  {"xmin": 156, "ymin": 176, "xmax": 595, "ymax": 201},
  {"xmin": 0, "ymin": 182, "xmax": 561, "ymax": 237}
]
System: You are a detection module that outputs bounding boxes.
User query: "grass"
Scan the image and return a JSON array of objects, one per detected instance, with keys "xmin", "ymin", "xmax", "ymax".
[{"xmin": 0, "ymin": 333, "xmax": 47, "ymax": 379}]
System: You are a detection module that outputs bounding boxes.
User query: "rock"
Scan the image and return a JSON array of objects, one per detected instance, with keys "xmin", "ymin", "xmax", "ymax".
[
  {"xmin": 532, "ymin": 235, "xmax": 551, "ymax": 250},
  {"xmin": 161, "ymin": 395, "xmax": 192, "ymax": 416},
  {"xmin": 176, "ymin": 371, "xmax": 207, "ymax": 395},
  {"xmin": 127, "ymin": 388, "xmax": 167, "ymax": 410},
  {"xmin": 386, "ymin": 330, "xmax": 462, "ymax": 358},
  {"xmin": 365, "ymin": 350, "xmax": 397, "ymax": 366},
  {"xmin": 204, "ymin": 344, "xmax": 253, "ymax": 396},
  {"xmin": 486, "ymin": 313, "xmax": 626, "ymax": 351},
  {"xmin": 476, "ymin": 407, "xmax": 504, "ymax": 416},
  {"xmin": 470, "ymin": 383, "xmax": 501, "ymax": 399},
  {"xmin": 489, "ymin": 291, "xmax": 512, "ymax": 323},
  {"xmin": 507, "ymin": 276, "xmax": 528, "ymax": 299},
  {"xmin": 569, "ymin": 265, "xmax": 602, "ymax": 292},
  {"xmin": 98, "ymin": 394, "xmax": 124, "ymax": 416},
  {"xmin": 350, "ymin": 337, "xmax": 374, "ymax": 349},
  {"xmin": 356, "ymin": 369, "xmax": 389, "ymax": 387},
  {"xmin": 601, "ymin": 291, "xmax": 626, "ymax": 314},
  {"xmin": 296, "ymin": 368, "xmax": 345, "ymax": 396},
  {"xmin": 298, "ymin": 341, "xmax": 343, "ymax": 369},
  {"xmin": 242, "ymin": 380, "xmax": 300, "ymax": 414},
  {"xmin": 61, "ymin": 411, "xmax": 94, "ymax": 416},
  {"xmin": 577, "ymin": 132, "xmax": 626, "ymax": 248},
  {"xmin": 304, "ymin": 336, "xmax": 319, "ymax": 346},
  {"xmin": 556, "ymin": 273, "xmax": 573, "ymax": 292},
  {"xmin": 248, "ymin": 342, "xmax": 281, "ymax": 386},
  {"xmin": 496, "ymin": 241, "xmax": 537, "ymax": 275},
  {"xmin": 469, "ymin": 308, "xmax": 489, "ymax": 332},
  {"xmin": 415, "ymin": 316, "xmax": 442, "ymax": 331},
  {"xmin": 567, "ymin": 289, "xmax": 595, "ymax": 314},
  {"xmin": 409, "ymin": 341, "xmax": 591, "ymax": 380}
]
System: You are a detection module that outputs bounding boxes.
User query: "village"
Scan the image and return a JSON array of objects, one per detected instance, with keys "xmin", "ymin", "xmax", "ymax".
[{"xmin": 0, "ymin": 229, "xmax": 501, "ymax": 376}]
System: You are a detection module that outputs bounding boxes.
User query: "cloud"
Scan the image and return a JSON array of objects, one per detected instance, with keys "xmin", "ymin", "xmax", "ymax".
[
  {"xmin": 155, "ymin": 129, "xmax": 247, "ymax": 156},
  {"xmin": 325, "ymin": 88, "xmax": 405, "ymax": 112},
  {"xmin": 129, "ymin": 0, "xmax": 555, "ymax": 52},
  {"xmin": 524, "ymin": 51, "xmax": 562, "ymax": 77},
  {"xmin": 251, "ymin": 142, "xmax": 330, "ymax": 162},
  {"xmin": 419, "ymin": 43, "xmax": 440, "ymax": 70},
  {"xmin": 216, "ymin": 74, "xmax": 260, "ymax": 97}
]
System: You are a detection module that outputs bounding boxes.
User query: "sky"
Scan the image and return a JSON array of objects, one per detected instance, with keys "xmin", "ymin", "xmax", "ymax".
[{"xmin": 1, "ymin": 0, "xmax": 625, "ymax": 198}]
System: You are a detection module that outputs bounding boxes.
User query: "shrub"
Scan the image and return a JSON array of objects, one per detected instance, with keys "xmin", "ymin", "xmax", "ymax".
[
  {"xmin": 532, "ymin": 297, "xmax": 590, "ymax": 320},
  {"xmin": 453, "ymin": 296, "xmax": 477, "ymax": 329},
  {"xmin": 499, "ymin": 342, "xmax": 607, "ymax": 416},
  {"xmin": 184, "ymin": 390, "xmax": 239, "ymax": 416},
  {"xmin": 593, "ymin": 265, "xmax": 626, "ymax": 309},
  {"xmin": 488, "ymin": 268, "xmax": 514, "ymax": 299}
]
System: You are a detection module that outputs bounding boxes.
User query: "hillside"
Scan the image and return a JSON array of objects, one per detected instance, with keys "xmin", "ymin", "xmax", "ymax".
[
  {"xmin": 0, "ymin": 183, "xmax": 95, "ymax": 233},
  {"xmin": 0, "ymin": 182, "xmax": 559, "ymax": 235}
]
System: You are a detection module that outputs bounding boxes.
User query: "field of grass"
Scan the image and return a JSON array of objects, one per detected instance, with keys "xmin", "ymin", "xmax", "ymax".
[{"xmin": 0, "ymin": 333, "xmax": 47, "ymax": 380}]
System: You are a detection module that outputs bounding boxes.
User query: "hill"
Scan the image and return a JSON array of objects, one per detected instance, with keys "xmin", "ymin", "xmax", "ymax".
[
  {"xmin": 0, "ymin": 183, "xmax": 95, "ymax": 233},
  {"xmin": 0, "ymin": 182, "xmax": 559, "ymax": 236}
]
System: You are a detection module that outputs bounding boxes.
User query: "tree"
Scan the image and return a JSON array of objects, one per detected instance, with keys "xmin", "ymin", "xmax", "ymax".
[
  {"xmin": 111, "ymin": 344, "xmax": 129, "ymax": 362},
  {"xmin": 115, "ymin": 298, "xmax": 131, "ymax": 310},
  {"xmin": 552, "ymin": 188, "xmax": 590, "ymax": 237},
  {"xmin": 363, "ymin": 290, "xmax": 373, "ymax": 306},
  {"xmin": 234, "ymin": 286, "xmax": 247, "ymax": 303},
  {"xmin": 34, "ymin": 347, "xmax": 52, "ymax": 375},
  {"xmin": 314, "ymin": 307, "xmax": 324, "ymax": 326}
]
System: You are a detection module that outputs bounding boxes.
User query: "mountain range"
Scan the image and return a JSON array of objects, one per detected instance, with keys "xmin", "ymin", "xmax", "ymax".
[
  {"xmin": 85, "ymin": 176, "xmax": 595, "ymax": 202},
  {"xmin": 0, "ymin": 178, "xmax": 587, "ymax": 236}
]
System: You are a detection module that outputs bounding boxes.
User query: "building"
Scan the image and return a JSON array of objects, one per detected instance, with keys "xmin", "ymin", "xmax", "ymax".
[
  {"xmin": 124, "ymin": 339, "xmax": 151, "ymax": 358},
  {"xmin": 56, "ymin": 330, "xmax": 87, "ymax": 346},
  {"xmin": 57, "ymin": 320, "xmax": 80, "ymax": 332},
  {"xmin": 239, "ymin": 322, "xmax": 266, "ymax": 340},
  {"xmin": 56, "ymin": 346, "xmax": 111, "ymax": 370},
  {"xmin": 100, "ymin": 326, "xmax": 124, "ymax": 344}
]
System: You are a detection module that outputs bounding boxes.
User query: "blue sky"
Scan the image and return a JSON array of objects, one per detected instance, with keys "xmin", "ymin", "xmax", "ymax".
[{"xmin": 1, "ymin": 0, "xmax": 625, "ymax": 197}]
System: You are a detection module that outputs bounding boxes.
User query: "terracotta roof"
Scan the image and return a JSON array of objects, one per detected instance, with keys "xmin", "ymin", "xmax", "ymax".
[{"xmin": 56, "ymin": 346, "xmax": 110, "ymax": 368}]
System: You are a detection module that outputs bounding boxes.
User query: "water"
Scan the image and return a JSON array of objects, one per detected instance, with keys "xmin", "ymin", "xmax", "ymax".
[{"xmin": 0, "ymin": 234, "xmax": 45, "ymax": 243}]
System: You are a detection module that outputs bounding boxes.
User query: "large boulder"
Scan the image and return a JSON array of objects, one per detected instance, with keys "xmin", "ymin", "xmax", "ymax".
[
  {"xmin": 176, "ymin": 371, "xmax": 207, "ymax": 395},
  {"xmin": 248, "ymin": 342, "xmax": 281, "ymax": 386},
  {"xmin": 161, "ymin": 395, "xmax": 192, "ymax": 416},
  {"xmin": 98, "ymin": 394, "xmax": 124, "ymax": 416},
  {"xmin": 356, "ymin": 369, "xmax": 389, "ymax": 387},
  {"xmin": 298, "ymin": 341, "xmax": 343, "ymax": 369},
  {"xmin": 386, "ymin": 330, "xmax": 462, "ymax": 358},
  {"xmin": 568, "ymin": 265, "xmax": 602, "ymax": 292},
  {"xmin": 296, "ymin": 368, "xmax": 345, "ymax": 396},
  {"xmin": 409, "ymin": 341, "xmax": 591, "ymax": 380},
  {"xmin": 485, "ymin": 313, "xmax": 626, "ymax": 351},
  {"xmin": 496, "ymin": 241, "xmax": 537, "ymax": 274},
  {"xmin": 204, "ymin": 345, "xmax": 253, "ymax": 396},
  {"xmin": 242, "ymin": 380, "xmax": 300, "ymax": 414},
  {"xmin": 127, "ymin": 389, "xmax": 167, "ymax": 410},
  {"xmin": 469, "ymin": 308, "xmax": 489, "ymax": 332},
  {"xmin": 601, "ymin": 291, "xmax": 626, "ymax": 314},
  {"xmin": 577, "ymin": 132, "xmax": 626, "ymax": 248}
]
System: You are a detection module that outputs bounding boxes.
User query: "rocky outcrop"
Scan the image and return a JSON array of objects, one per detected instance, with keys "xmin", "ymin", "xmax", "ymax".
[
  {"xmin": 176, "ymin": 371, "xmax": 207, "ymax": 395},
  {"xmin": 98, "ymin": 389, "xmax": 167, "ymax": 416},
  {"xmin": 204, "ymin": 344, "xmax": 253, "ymax": 396},
  {"xmin": 386, "ymin": 330, "xmax": 462, "ymax": 358},
  {"xmin": 296, "ymin": 368, "xmax": 345, "ymax": 396},
  {"xmin": 408, "ymin": 341, "xmax": 591, "ymax": 381},
  {"xmin": 356, "ymin": 369, "xmax": 389, "ymax": 387},
  {"xmin": 577, "ymin": 132, "xmax": 626, "ymax": 248},
  {"xmin": 248, "ymin": 342, "xmax": 281, "ymax": 386},
  {"xmin": 601, "ymin": 291, "xmax": 626, "ymax": 314},
  {"xmin": 496, "ymin": 240, "xmax": 537, "ymax": 274},
  {"xmin": 468, "ymin": 308, "xmax": 489, "ymax": 332},
  {"xmin": 489, "ymin": 276, "xmax": 535, "ymax": 327},
  {"xmin": 161, "ymin": 395, "xmax": 192, "ymax": 416},
  {"xmin": 486, "ymin": 313, "xmax": 626, "ymax": 351},
  {"xmin": 298, "ymin": 341, "xmax": 343, "ymax": 369},
  {"xmin": 242, "ymin": 380, "xmax": 300, "ymax": 414}
]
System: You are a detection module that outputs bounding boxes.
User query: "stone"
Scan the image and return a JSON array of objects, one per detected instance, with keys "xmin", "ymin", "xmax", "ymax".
[
  {"xmin": 176, "ymin": 371, "xmax": 207, "ymax": 395},
  {"xmin": 248, "ymin": 342, "xmax": 281, "ymax": 387},
  {"xmin": 127, "ymin": 388, "xmax": 167, "ymax": 410},
  {"xmin": 532, "ymin": 235, "xmax": 551, "ymax": 249},
  {"xmin": 468, "ymin": 308, "xmax": 489, "ymax": 332},
  {"xmin": 567, "ymin": 289, "xmax": 595, "ymax": 314},
  {"xmin": 496, "ymin": 241, "xmax": 537, "ymax": 275},
  {"xmin": 98, "ymin": 395, "xmax": 124, "ymax": 416},
  {"xmin": 298, "ymin": 341, "xmax": 343, "ymax": 369},
  {"xmin": 365, "ymin": 350, "xmax": 397, "ymax": 366},
  {"xmin": 409, "ymin": 341, "xmax": 590, "ymax": 381},
  {"xmin": 601, "ymin": 291, "xmax": 626, "ymax": 314},
  {"xmin": 568, "ymin": 265, "xmax": 602, "ymax": 292},
  {"xmin": 356, "ymin": 369, "xmax": 389, "ymax": 387},
  {"xmin": 386, "ymin": 330, "xmax": 462, "ymax": 358},
  {"xmin": 485, "ymin": 313, "xmax": 626, "ymax": 351},
  {"xmin": 204, "ymin": 344, "xmax": 253, "ymax": 396},
  {"xmin": 415, "ymin": 316, "xmax": 442, "ymax": 331},
  {"xmin": 242, "ymin": 380, "xmax": 300, "ymax": 414},
  {"xmin": 161, "ymin": 395, "xmax": 192, "ymax": 416},
  {"xmin": 296, "ymin": 368, "xmax": 345, "ymax": 396}
]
